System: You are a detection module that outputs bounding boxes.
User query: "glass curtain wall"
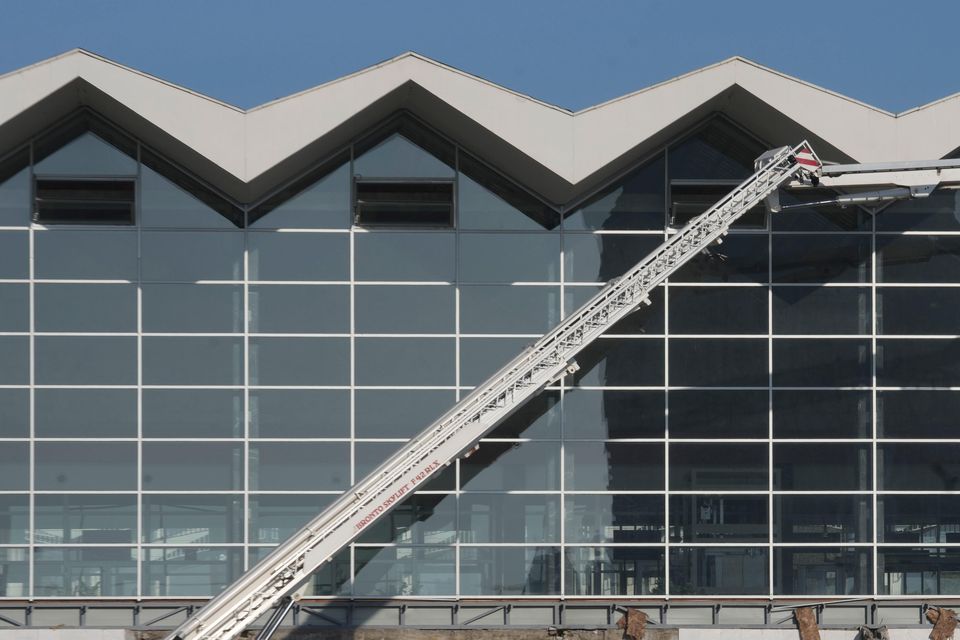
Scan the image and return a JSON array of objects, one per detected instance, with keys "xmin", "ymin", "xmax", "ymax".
[{"xmin": 0, "ymin": 114, "xmax": 958, "ymax": 599}]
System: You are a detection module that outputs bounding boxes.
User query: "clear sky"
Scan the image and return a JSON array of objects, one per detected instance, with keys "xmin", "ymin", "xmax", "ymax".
[{"xmin": 2, "ymin": 0, "xmax": 958, "ymax": 113}]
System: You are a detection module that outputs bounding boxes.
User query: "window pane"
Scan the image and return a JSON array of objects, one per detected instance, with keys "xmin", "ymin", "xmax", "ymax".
[
  {"xmin": 486, "ymin": 390, "xmax": 561, "ymax": 439},
  {"xmin": 670, "ymin": 443, "xmax": 767, "ymax": 490},
  {"xmin": 878, "ymin": 339, "xmax": 960, "ymax": 387},
  {"xmin": 566, "ymin": 547, "xmax": 664, "ymax": 596},
  {"xmin": 879, "ymin": 548, "xmax": 960, "ymax": 595},
  {"xmin": 0, "ymin": 168, "xmax": 29, "ymax": 226},
  {"xmin": 34, "ymin": 132, "xmax": 136, "ymax": 176},
  {"xmin": 669, "ymin": 390, "xmax": 767, "ymax": 438},
  {"xmin": 773, "ymin": 286, "xmax": 870, "ymax": 335},
  {"xmin": 460, "ymin": 285, "xmax": 559, "ymax": 334},
  {"xmin": 881, "ymin": 495, "xmax": 960, "ymax": 543},
  {"xmin": 562, "ymin": 389, "xmax": 664, "ymax": 439},
  {"xmin": 34, "ymin": 548, "xmax": 137, "ymax": 598},
  {"xmin": 35, "ymin": 283, "xmax": 137, "ymax": 333},
  {"xmin": 249, "ymin": 495, "xmax": 334, "ymax": 544},
  {"xmin": 574, "ymin": 338, "xmax": 665, "ymax": 387},
  {"xmin": 669, "ymin": 183, "xmax": 765, "ymax": 228},
  {"xmin": 775, "ymin": 495, "xmax": 871, "ymax": 543},
  {"xmin": 142, "ymin": 495, "xmax": 243, "ymax": 543},
  {"xmin": 34, "ymin": 495, "xmax": 136, "ymax": 544},
  {"xmin": 460, "ymin": 442, "xmax": 560, "ymax": 491},
  {"xmin": 564, "ymin": 234, "xmax": 660, "ymax": 283},
  {"xmin": 459, "ymin": 154, "xmax": 558, "ymax": 231},
  {"xmin": 250, "ymin": 389, "xmax": 349, "ymax": 438},
  {"xmin": 249, "ymin": 285, "xmax": 349, "ymax": 333},
  {"xmin": 354, "ymin": 441, "xmax": 403, "ymax": 479},
  {"xmin": 879, "ymin": 390, "xmax": 960, "ymax": 438},
  {"xmin": 880, "ymin": 443, "xmax": 960, "ymax": 491},
  {"xmin": 35, "ymin": 336, "xmax": 136, "ymax": 385},
  {"xmin": 306, "ymin": 548, "xmax": 350, "ymax": 596},
  {"xmin": 669, "ymin": 286, "xmax": 767, "ymax": 334},
  {"xmin": 565, "ymin": 286, "xmax": 665, "ymax": 335},
  {"xmin": 249, "ymin": 337, "xmax": 349, "ymax": 386},
  {"xmin": 0, "ymin": 231, "xmax": 27, "ymax": 278},
  {"xmin": 564, "ymin": 442, "xmax": 664, "ymax": 490},
  {"xmin": 143, "ymin": 547, "xmax": 243, "ymax": 597},
  {"xmin": 34, "ymin": 230, "xmax": 136, "ymax": 280},
  {"xmin": 143, "ymin": 337, "xmax": 242, "ymax": 385},
  {"xmin": 459, "ymin": 494, "xmax": 558, "ymax": 543},
  {"xmin": 0, "ymin": 389, "xmax": 28, "ymax": 437},
  {"xmin": 251, "ymin": 163, "xmax": 350, "ymax": 229},
  {"xmin": 356, "ymin": 285, "xmax": 455, "ymax": 333},
  {"xmin": 459, "ymin": 547, "xmax": 560, "ymax": 596},
  {"xmin": 355, "ymin": 337, "xmax": 453, "ymax": 386},
  {"xmin": 0, "ymin": 284, "xmax": 28, "ymax": 331},
  {"xmin": 353, "ymin": 546, "xmax": 456, "ymax": 597},
  {"xmin": 876, "ymin": 191, "xmax": 960, "ymax": 232},
  {"xmin": 0, "ymin": 336, "xmax": 28, "ymax": 384},
  {"xmin": 566, "ymin": 495, "xmax": 664, "ymax": 543},
  {"xmin": 35, "ymin": 442, "xmax": 136, "ymax": 491},
  {"xmin": 772, "ymin": 189, "xmax": 870, "ymax": 232},
  {"xmin": 668, "ymin": 120, "xmax": 763, "ymax": 181},
  {"xmin": 35, "ymin": 389, "xmax": 137, "ymax": 437},
  {"xmin": 672, "ymin": 235, "xmax": 768, "ymax": 284},
  {"xmin": 355, "ymin": 389, "xmax": 454, "ymax": 439},
  {"xmin": 0, "ymin": 443, "xmax": 28, "ymax": 490},
  {"xmin": 459, "ymin": 337, "xmax": 528, "ymax": 387},
  {"xmin": 773, "ymin": 339, "xmax": 870, "ymax": 387},
  {"xmin": 461, "ymin": 233, "xmax": 559, "ymax": 283},
  {"xmin": 670, "ymin": 339, "xmax": 767, "ymax": 387},
  {"xmin": 140, "ymin": 165, "xmax": 234, "ymax": 228},
  {"xmin": 669, "ymin": 495, "xmax": 767, "ymax": 542},
  {"xmin": 354, "ymin": 133, "xmax": 454, "ymax": 178},
  {"xmin": 0, "ymin": 549, "xmax": 27, "ymax": 597},
  {"xmin": 772, "ymin": 235, "xmax": 870, "ymax": 283},
  {"xmin": 669, "ymin": 547, "xmax": 768, "ymax": 595},
  {"xmin": 355, "ymin": 232, "xmax": 455, "ymax": 282},
  {"xmin": 878, "ymin": 287, "xmax": 960, "ymax": 334},
  {"xmin": 248, "ymin": 232, "xmax": 349, "ymax": 281},
  {"xmin": 360, "ymin": 494, "xmax": 456, "ymax": 545},
  {"xmin": 142, "ymin": 443, "xmax": 242, "ymax": 491},
  {"xmin": 773, "ymin": 390, "xmax": 871, "ymax": 439},
  {"xmin": 143, "ymin": 389, "xmax": 242, "ymax": 438},
  {"xmin": 141, "ymin": 231, "xmax": 243, "ymax": 281},
  {"xmin": 564, "ymin": 156, "xmax": 665, "ymax": 231},
  {"xmin": 143, "ymin": 284, "xmax": 242, "ymax": 333},
  {"xmin": 774, "ymin": 547, "xmax": 871, "ymax": 595},
  {"xmin": 250, "ymin": 442, "xmax": 349, "ymax": 491},
  {"xmin": 878, "ymin": 235, "xmax": 960, "ymax": 283},
  {"xmin": 774, "ymin": 443, "xmax": 871, "ymax": 491}
]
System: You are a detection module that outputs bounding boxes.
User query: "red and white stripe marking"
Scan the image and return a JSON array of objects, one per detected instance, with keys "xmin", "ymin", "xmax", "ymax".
[{"xmin": 794, "ymin": 144, "xmax": 821, "ymax": 170}]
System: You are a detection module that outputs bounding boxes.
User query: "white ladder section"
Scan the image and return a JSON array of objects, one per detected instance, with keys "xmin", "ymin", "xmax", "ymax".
[{"xmin": 166, "ymin": 141, "xmax": 821, "ymax": 640}]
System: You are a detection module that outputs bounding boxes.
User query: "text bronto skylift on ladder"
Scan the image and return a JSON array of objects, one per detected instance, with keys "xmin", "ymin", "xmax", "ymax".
[{"xmin": 164, "ymin": 142, "xmax": 821, "ymax": 640}]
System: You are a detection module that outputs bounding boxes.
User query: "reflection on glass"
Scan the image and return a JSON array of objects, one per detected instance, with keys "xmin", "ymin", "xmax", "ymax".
[
  {"xmin": 354, "ymin": 133, "xmax": 454, "ymax": 178},
  {"xmin": 34, "ymin": 495, "xmax": 135, "ymax": 544},
  {"xmin": 565, "ymin": 156, "xmax": 665, "ymax": 230},
  {"xmin": 459, "ymin": 153, "xmax": 558, "ymax": 230},
  {"xmin": 0, "ymin": 444, "xmax": 28, "ymax": 491},
  {"xmin": 877, "ymin": 191, "xmax": 960, "ymax": 232},
  {"xmin": 460, "ymin": 442, "xmax": 560, "ymax": 491},
  {"xmin": 35, "ymin": 389, "xmax": 137, "ymax": 438},
  {"xmin": 773, "ymin": 391, "xmax": 870, "ymax": 438},
  {"xmin": 670, "ymin": 339, "xmax": 767, "ymax": 387},
  {"xmin": 881, "ymin": 495, "xmax": 960, "ymax": 543},
  {"xmin": 459, "ymin": 494, "xmax": 558, "ymax": 543},
  {"xmin": 355, "ymin": 389, "xmax": 454, "ymax": 439},
  {"xmin": 774, "ymin": 547, "xmax": 870, "ymax": 595},
  {"xmin": 564, "ymin": 442, "xmax": 664, "ymax": 491},
  {"xmin": 250, "ymin": 442, "xmax": 349, "ymax": 491},
  {"xmin": 775, "ymin": 495, "xmax": 871, "ymax": 543},
  {"xmin": 668, "ymin": 120, "xmax": 764, "ymax": 181},
  {"xmin": 879, "ymin": 287, "xmax": 960, "ymax": 335},
  {"xmin": 565, "ymin": 495, "xmax": 664, "ymax": 543},
  {"xmin": 562, "ymin": 389, "xmax": 663, "ymax": 439},
  {"xmin": 773, "ymin": 286, "xmax": 869, "ymax": 335},
  {"xmin": 564, "ymin": 235, "xmax": 660, "ymax": 283},
  {"xmin": 251, "ymin": 163, "xmax": 350, "ymax": 229},
  {"xmin": 669, "ymin": 547, "xmax": 768, "ymax": 595},
  {"xmin": 880, "ymin": 443, "xmax": 960, "ymax": 491},
  {"xmin": 670, "ymin": 495, "xmax": 767, "ymax": 542},
  {"xmin": 566, "ymin": 548, "xmax": 664, "ymax": 595},
  {"xmin": 250, "ymin": 389, "xmax": 349, "ymax": 438},
  {"xmin": 35, "ymin": 442, "xmax": 136, "ymax": 491},
  {"xmin": 879, "ymin": 391, "xmax": 960, "ymax": 438},
  {"xmin": 669, "ymin": 390, "xmax": 767, "ymax": 438},
  {"xmin": 249, "ymin": 285, "xmax": 350, "ymax": 333},
  {"xmin": 0, "ymin": 496, "xmax": 28, "ymax": 544},
  {"xmin": 143, "ymin": 548, "xmax": 243, "ymax": 596},
  {"xmin": 774, "ymin": 443, "xmax": 871, "ymax": 491},
  {"xmin": 354, "ymin": 547, "xmax": 455, "ymax": 597},
  {"xmin": 34, "ymin": 548, "xmax": 137, "ymax": 597},
  {"xmin": 879, "ymin": 548, "xmax": 960, "ymax": 595},
  {"xmin": 35, "ymin": 336, "xmax": 136, "ymax": 385},
  {"xmin": 249, "ymin": 495, "xmax": 334, "ymax": 544},
  {"xmin": 361, "ymin": 494, "xmax": 456, "ymax": 545},
  {"xmin": 142, "ymin": 495, "xmax": 243, "ymax": 544},
  {"xmin": 669, "ymin": 443, "xmax": 767, "ymax": 491},
  {"xmin": 0, "ymin": 549, "xmax": 28, "ymax": 597},
  {"xmin": 486, "ymin": 390, "xmax": 561, "ymax": 439},
  {"xmin": 574, "ymin": 338, "xmax": 664, "ymax": 387},
  {"xmin": 669, "ymin": 286, "xmax": 767, "ymax": 334},
  {"xmin": 142, "ymin": 443, "xmax": 242, "ymax": 491},
  {"xmin": 459, "ymin": 547, "xmax": 560, "ymax": 595}
]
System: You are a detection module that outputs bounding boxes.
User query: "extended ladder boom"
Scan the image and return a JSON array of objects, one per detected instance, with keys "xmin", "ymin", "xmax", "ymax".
[{"xmin": 166, "ymin": 142, "xmax": 821, "ymax": 640}]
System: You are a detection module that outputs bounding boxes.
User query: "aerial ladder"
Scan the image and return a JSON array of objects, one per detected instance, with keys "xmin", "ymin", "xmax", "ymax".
[{"xmin": 165, "ymin": 142, "xmax": 960, "ymax": 640}]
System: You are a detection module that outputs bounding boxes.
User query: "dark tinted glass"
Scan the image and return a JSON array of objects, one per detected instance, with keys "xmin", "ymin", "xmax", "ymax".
[
  {"xmin": 772, "ymin": 189, "xmax": 870, "ymax": 232},
  {"xmin": 0, "ymin": 231, "xmax": 27, "ymax": 279},
  {"xmin": 143, "ymin": 547, "xmax": 243, "ymax": 597},
  {"xmin": 142, "ymin": 495, "xmax": 243, "ymax": 543},
  {"xmin": 34, "ymin": 548, "xmax": 137, "ymax": 597},
  {"xmin": 878, "ymin": 339, "xmax": 960, "ymax": 387},
  {"xmin": 880, "ymin": 443, "xmax": 960, "ymax": 491},
  {"xmin": 774, "ymin": 547, "xmax": 871, "ymax": 595},
  {"xmin": 0, "ymin": 443, "xmax": 28, "ymax": 490},
  {"xmin": 249, "ymin": 495, "xmax": 335, "ymax": 544},
  {"xmin": 670, "ymin": 339, "xmax": 767, "ymax": 387},
  {"xmin": 669, "ymin": 286, "xmax": 767, "ymax": 334},
  {"xmin": 143, "ymin": 337, "xmax": 243, "ymax": 385},
  {"xmin": 772, "ymin": 235, "xmax": 870, "ymax": 283},
  {"xmin": 773, "ymin": 443, "xmax": 871, "ymax": 491},
  {"xmin": 353, "ymin": 546, "xmax": 456, "ymax": 597},
  {"xmin": 248, "ymin": 232, "xmax": 349, "ymax": 281},
  {"xmin": 573, "ymin": 338, "xmax": 664, "ymax": 387},
  {"xmin": 669, "ymin": 443, "xmax": 767, "ymax": 490},
  {"xmin": 672, "ymin": 235, "xmax": 768, "ymax": 283},
  {"xmin": 355, "ymin": 337, "xmax": 454, "ymax": 386},
  {"xmin": 0, "ymin": 496, "xmax": 28, "ymax": 544},
  {"xmin": 460, "ymin": 233, "xmax": 559, "ymax": 283},
  {"xmin": 565, "ymin": 155, "xmax": 664, "ymax": 231},
  {"xmin": 0, "ymin": 284, "xmax": 28, "ymax": 331},
  {"xmin": 878, "ymin": 235, "xmax": 960, "ymax": 283},
  {"xmin": 35, "ymin": 336, "xmax": 136, "ymax": 385},
  {"xmin": 459, "ymin": 494, "xmax": 558, "ymax": 543},
  {"xmin": 250, "ymin": 443, "xmax": 349, "ymax": 491},
  {"xmin": 878, "ymin": 548, "xmax": 960, "ymax": 595},
  {"xmin": 35, "ymin": 442, "xmax": 136, "ymax": 491},
  {"xmin": 355, "ymin": 285, "xmax": 455, "ymax": 333},
  {"xmin": 250, "ymin": 389, "xmax": 349, "ymax": 438},
  {"xmin": 34, "ymin": 230, "xmax": 136, "ymax": 280},
  {"xmin": 142, "ymin": 284, "xmax": 242, "ymax": 333},
  {"xmin": 565, "ymin": 495, "xmax": 664, "ymax": 543},
  {"xmin": 355, "ymin": 389, "xmax": 454, "ymax": 438},
  {"xmin": 484, "ymin": 390, "xmax": 561, "ymax": 440},
  {"xmin": 773, "ymin": 286, "xmax": 870, "ymax": 335},
  {"xmin": 669, "ymin": 495, "xmax": 767, "ymax": 542},
  {"xmin": 34, "ymin": 495, "xmax": 135, "ymax": 544},
  {"xmin": 561, "ymin": 389, "xmax": 664, "ymax": 439},
  {"xmin": 0, "ymin": 337, "xmax": 27, "ymax": 384},
  {"xmin": 459, "ymin": 153, "xmax": 559, "ymax": 230},
  {"xmin": 878, "ymin": 287, "xmax": 960, "ymax": 334},
  {"xmin": 355, "ymin": 232, "xmax": 456, "ymax": 282},
  {"xmin": 879, "ymin": 390, "xmax": 960, "ymax": 438},
  {"xmin": 565, "ymin": 547, "xmax": 664, "ymax": 596},
  {"xmin": 250, "ymin": 337, "xmax": 349, "ymax": 386},
  {"xmin": 668, "ymin": 120, "xmax": 764, "ymax": 180},
  {"xmin": 459, "ymin": 337, "xmax": 528, "ymax": 387},
  {"xmin": 460, "ymin": 285, "xmax": 560, "ymax": 334},
  {"xmin": 669, "ymin": 547, "xmax": 768, "ymax": 595},
  {"xmin": 142, "ymin": 443, "xmax": 242, "ymax": 491},
  {"xmin": 564, "ymin": 234, "xmax": 661, "ymax": 283},
  {"xmin": 251, "ymin": 162, "xmax": 350, "ymax": 230},
  {"xmin": 565, "ymin": 286, "xmax": 665, "ymax": 335},
  {"xmin": 359, "ymin": 494, "xmax": 456, "ymax": 545},
  {"xmin": 141, "ymin": 231, "xmax": 243, "ymax": 282},
  {"xmin": 35, "ymin": 284, "xmax": 137, "ymax": 332},
  {"xmin": 880, "ymin": 495, "xmax": 960, "ymax": 544},
  {"xmin": 773, "ymin": 391, "xmax": 871, "ymax": 438},
  {"xmin": 35, "ymin": 389, "xmax": 137, "ymax": 438},
  {"xmin": 775, "ymin": 495, "xmax": 871, "ymax": 543},
  {"xmin": 459, "ymin": 547, "xmax": 560, "ymax": 595},
  {"xmin": 355, "ymin": 181, "xmax": 453, "ymax": 227},
  {"xmin": 564, "ymin": 442, "xmax": 664, "ymax": 490},
  {"xmin": 460, "ymin": 442, "xmax": 560, "ymax": 491},
  {"xmin": 0, "ymin": 389, "xmax": 28, "ymax": 437},
  {"xmin": 669, "ymin": 183, "xmax": 766, "ymax": 228},
  {"xmin": 143, "ymin": 389, "xmax": 243, "ymax": 438},
  {"xmin": 0, "ymin": 166, "xmax": 29, "ymax": 226},
  {"xmin": 669, "ymin": 390, "xmax": 768, "ymax": 438},
  {"xmin": 876, "ymin": 190, "xmax": 960, "ymax": 231},
  {"xmin": 34, "ymin": 179, "xmax": 134, "ymax": 225},
  {"xmin": 773, "ymin": 339, "xmax": 870, "ymax": 387},
  {"xmin": 249, "ymin": 284, "xmax": 349, "ymax": 334}
]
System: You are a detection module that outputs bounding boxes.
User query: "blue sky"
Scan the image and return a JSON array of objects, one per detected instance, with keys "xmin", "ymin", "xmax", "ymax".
[{"xmin": 1, "ymin": 0, "xmax": 958, "ymax": 113}]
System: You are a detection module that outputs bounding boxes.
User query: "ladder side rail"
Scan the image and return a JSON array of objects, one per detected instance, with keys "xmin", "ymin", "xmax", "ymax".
[{"xmin": 166, "ymin": 142, "xmax": 811, "ymax": 640}]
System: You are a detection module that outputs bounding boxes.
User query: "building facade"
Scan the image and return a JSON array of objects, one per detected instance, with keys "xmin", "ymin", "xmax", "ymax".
[{"xmin": 0, "ymin": 51, "xmax": 959, "ymax": 629}]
